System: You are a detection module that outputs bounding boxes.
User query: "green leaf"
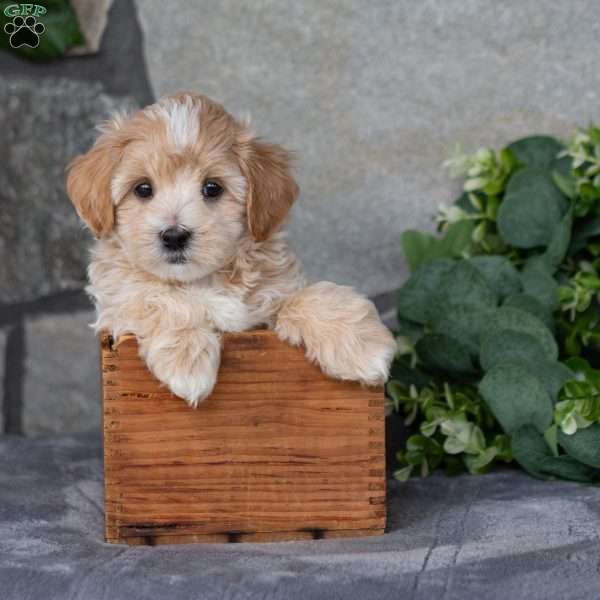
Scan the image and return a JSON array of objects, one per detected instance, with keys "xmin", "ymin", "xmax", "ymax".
[
  {"xmin": 436, "ymin": 221, "xmax": 475, "ymax": 256},
  {"xmin": 405, "ymin": 434, "xmax": 444, "ymax": 470},
  {"xmin": 542, "ymin": 207, "xmax": 573, "ymax": 268},
  {"xmin": 569, "ymin": 217, "xmax": 600, "ymax": 256},
  {"xmin": 430, "ymin": 305, "xmax": 493, "ymax": 357},
  {"xmin": 441, "ymin": 420, "xmax": 486, "ymax": 455},
  {"xmin": 401, "ymin": 230, "xmax": 437, "ymax": 273},
  {"xmin": 493, "ymin": 434, "xmax": 513, "ymax": 462},
  {"xmin": 479, "ymin": 364, "xmax": 554, "ymax": 435},
  {"xmin": 415, "ymin": 334, "xmax": 476, "ymax": 375},
  {"xmin": 389, "ymin": 357, "xmax": 432, "ymax": 388},
  {"xmin": 393, "ymin": 465, "xmax": 414, "ymax": 482},
  {"xmin": 544, "ymin": 424, "xmax": 559, "ymax": 457},
  {"xmin": 540, "ymin": 455, "xmax": 599, "ymax": 482},
  {"xmin": 551, "ymin": 155, "xmax": 577, "ymax": 200},
  {"xmin": 468, "ymin": 256, "xmax": 522, "ymax": 301},
  {"xmin": 512, "ymin": 425, "xmax": 599, "ymax": 482},
  {"xmin": 396, "ymin": 318, "xmax": 424, "ymax": 344},
  {"xmin": 485, "ymin": 306, "xmax": 558, "ymax": 361},
  {"xmin": 552, "ymin": 170, "xmax": 576, "ymax": 200},
  {"xmin": 482, "ymin": 358, "xmax": 571, "ymax": 400},
  {"xmin": 397, "ymin": 259, "xmax": 455, "ymax": 324},
  {"xmin": 401, "ymin": 222, "xmax": 475, "ymax": 272},
  {"xmin": 502, "ymin": 293, "xmax": 554, "ymax": 332},
  {"xmin": 529, "ymin": 361, "xmax": 574, "ymax": 401},
  {"xmin": 520, "ymin": 257, "xmax": 560, "ymax": 311},
  {"xmin": 434, "ymin": 261, "xmax": 498, "ymax": 312},
  {"xmin": 420, "ymin": 419, "xmax": 440, "ymax": 437},
  {"xmin": 497, "ymin": 168, "xmax": 568, "ymax": 249},
  {"xmin": 564, "ymin": 357, "xmax": 600, "ymax": 386},
  {"xmin": 464, "ymin": 447, "xmax": 498, "ymax": 474},
  {"xmin": 386, "ymin": 380, "xmax": 406, "ymax": 413},
  {"xmin": 479, "ymin": 330, "xmax": 549, "ymax": 371},
  {"xmin": 506, "ymin": 136, "xmax": 564, "ymax": 169},
  {"xmin": 558, "ymin": 424, "xmax": 600, "ymax": 468},
  {"xmin": 511, "ymin": 425, "xmax": 552, "ymax": 478},
  {"xmin": 0, "ymin": 1, "xmax": 84, "ymax": 60},
  {"xmin": 454, "ymin": 191, "xmax": 479, "ymax": 213}
]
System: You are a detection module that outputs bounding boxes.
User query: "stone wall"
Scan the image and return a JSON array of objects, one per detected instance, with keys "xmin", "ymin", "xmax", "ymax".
[
  {"xmin": 0, "ymin": 0, "xmax": 150, "ymax": 435},
  {"xmin": 137, "ymin": 0, "xmax": 600, "ymax": 296},
  {"xmin": 1, "ymin": 0, "xmax": 599, "ymax": 435}
]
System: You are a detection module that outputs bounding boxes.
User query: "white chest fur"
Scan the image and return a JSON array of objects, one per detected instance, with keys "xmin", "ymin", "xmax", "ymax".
[{"xmin": 88, "ymin": 256, "xmax": 254, "ymax": 339}]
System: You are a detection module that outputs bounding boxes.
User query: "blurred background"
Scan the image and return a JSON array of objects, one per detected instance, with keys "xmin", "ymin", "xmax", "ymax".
[{"xmin": 1, "ymin": 0, "xmax": 599, "ymax": 436}]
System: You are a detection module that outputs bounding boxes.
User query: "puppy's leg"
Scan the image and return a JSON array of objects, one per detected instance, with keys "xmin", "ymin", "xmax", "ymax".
[
  {"xmin": 138, "ymin": 326, "xmax": 221, "ymax": 408},
  {"xmin": 274, "ymin": 282, "xmax": 396, "ymax": 386}
]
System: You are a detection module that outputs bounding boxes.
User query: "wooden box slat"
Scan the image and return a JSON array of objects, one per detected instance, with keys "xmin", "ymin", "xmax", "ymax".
[{"xmin": 102, "ymin": 330, "xmax": 386, "ymax": 545}]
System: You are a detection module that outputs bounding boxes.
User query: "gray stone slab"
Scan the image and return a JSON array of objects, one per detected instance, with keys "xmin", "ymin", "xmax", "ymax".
[
  {"xmin": 2, "ymin": 432, "xmax": 600, "ymax": 599},
  {"xmin": 136, "ymin": 0, "xmax": 600, "ymax": 296},
  {"xmin": 0, "ymin": 328, "xmax": 7, "ymax": 431},
  {"xmin": 0, "ymin": 0, "xmax": 153, "ymax": 103},
  {"xmin": 23, "ymin": 311, "xmax": 100, "ymax": 435},
  {"xmin": 0, "ymin": 77, "xmax": 137, "ymax": 304}
]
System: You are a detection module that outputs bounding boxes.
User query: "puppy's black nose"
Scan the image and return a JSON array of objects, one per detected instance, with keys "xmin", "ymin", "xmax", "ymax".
[{"xmin": 160, "ymin": 227, "xmax": 191, "ymax": 251}]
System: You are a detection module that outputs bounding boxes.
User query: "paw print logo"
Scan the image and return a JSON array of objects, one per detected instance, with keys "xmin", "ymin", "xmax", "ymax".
[{"xmin": 4, "ymin": 15, "xmax": 45, "ymax": 49}]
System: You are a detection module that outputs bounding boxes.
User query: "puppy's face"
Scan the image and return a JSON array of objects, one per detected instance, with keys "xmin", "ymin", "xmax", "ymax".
[
  {"xmin": 108, "ymin": 98, "xmax": 249, "ymax": 282},
  {"xmin": 67, "ymin": 93, "xmax": 298, "ymax": 282}
]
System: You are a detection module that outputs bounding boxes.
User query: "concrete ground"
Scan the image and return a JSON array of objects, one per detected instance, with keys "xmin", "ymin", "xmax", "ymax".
[{"xmin": 2, "ymin": 432, "xmax": 600, "ymax": 600}]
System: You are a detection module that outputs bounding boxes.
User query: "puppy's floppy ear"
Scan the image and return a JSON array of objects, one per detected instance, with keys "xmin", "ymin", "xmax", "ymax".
[
  {"xmin": 66, "ymin": 130, "xmax": 123, "ymax": 238},
  {"xmin": 241, "ymin": 139, "xmax": 299, "ymax": 242}
]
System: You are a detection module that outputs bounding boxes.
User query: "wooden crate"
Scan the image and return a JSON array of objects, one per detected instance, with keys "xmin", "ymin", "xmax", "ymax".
[{"xmin": 101, "ymin": 330, "xmax": 386, "ymax": 545}]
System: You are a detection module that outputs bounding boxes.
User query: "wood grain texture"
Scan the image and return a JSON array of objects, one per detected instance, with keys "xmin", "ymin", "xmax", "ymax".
[{"xmin": 101, "ymin": 330, "xmax": 386, "ymax": 545}]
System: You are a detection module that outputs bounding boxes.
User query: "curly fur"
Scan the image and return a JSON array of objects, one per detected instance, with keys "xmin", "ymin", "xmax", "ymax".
[{"xmin": 67, "ymin": 92, "xmax": 396, "ymax": 407}]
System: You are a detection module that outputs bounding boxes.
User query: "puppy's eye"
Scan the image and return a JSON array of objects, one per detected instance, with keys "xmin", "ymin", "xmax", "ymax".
[
  {"xmin": 134, "ymin": 182, "xmax": 153, "ymax": 199},
  {"xmin": 202, "ymin": 180, "xmax": 224, "ymax": 200}
]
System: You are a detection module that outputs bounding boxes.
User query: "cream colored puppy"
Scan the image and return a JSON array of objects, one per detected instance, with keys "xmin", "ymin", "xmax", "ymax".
[{"xmin": 67, "ymin": 93, "xmax": 395, "ymax": 407}]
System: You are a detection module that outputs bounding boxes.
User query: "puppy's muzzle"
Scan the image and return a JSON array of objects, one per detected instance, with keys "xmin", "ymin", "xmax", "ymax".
[{"xmin": 160, "ymin": 227, "xmax": 191, "ymax": 252}]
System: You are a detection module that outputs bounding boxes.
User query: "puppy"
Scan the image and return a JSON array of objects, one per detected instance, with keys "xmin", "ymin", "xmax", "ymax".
[{"xmin": 66, "ymin": 93, "xmax": 395, "ymax": 407}]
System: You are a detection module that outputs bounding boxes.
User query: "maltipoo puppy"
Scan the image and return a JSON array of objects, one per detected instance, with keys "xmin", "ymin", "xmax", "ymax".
[{"xmin": 67, "ymin": 93, "xmax": 395, "ymax": 407}]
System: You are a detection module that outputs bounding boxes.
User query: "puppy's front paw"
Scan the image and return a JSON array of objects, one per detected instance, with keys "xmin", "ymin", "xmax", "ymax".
[
  {"xmin": 317, "ymin": 307, "xmax": 396, "ymax": 386},
  {"xmin": 350, "ymin": 315, "xmax": 397, "ymax": 386},
  {"xmin": 165, "ymin": 369, "xmax": 218, "ymax": 408},
  {"xmin": 139, "ymin": 329, "xmax": 221, "ymax": 408},
  {"xmin": 275, "ymin": 282, "xmax": 396, "ymax": 386}
]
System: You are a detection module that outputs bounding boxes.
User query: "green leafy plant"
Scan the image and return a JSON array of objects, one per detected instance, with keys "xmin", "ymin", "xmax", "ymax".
[
  {"xmin": 0, "ymin": 1, "xmax": 83, "ymax": 60},
  {"xmin": 388, "ymin": 381, "xmax": 511, "ymax": 480},
  {"xmin": 390, "ymin": 128, "xmax": 600, "ymax": 483}
]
